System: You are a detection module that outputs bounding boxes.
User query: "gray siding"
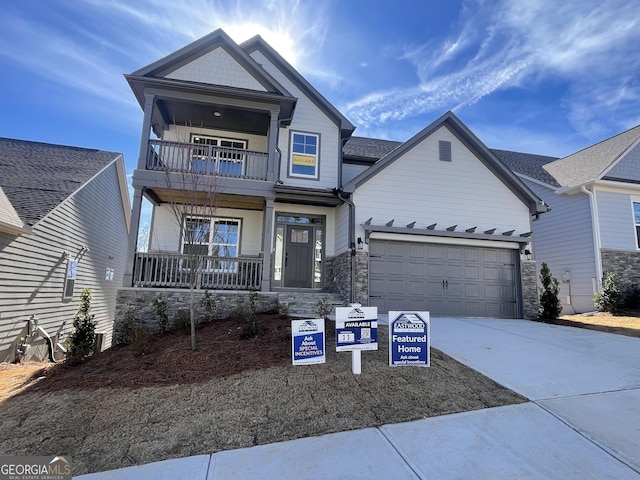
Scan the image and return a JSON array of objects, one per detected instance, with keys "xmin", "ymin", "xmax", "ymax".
[
  {"xmin": 525, "ymin": 180, "xmax": 598, "ymax": 313},
  {"xmin": 342, "ymin": 163, "xmax": 368, "ymax": 185},
  {"xmin": 0, "ymin": 162, "xmax": 128, "ymax": 361},
  {"xmin": 596, "ymin": 190, "xmax": 638, "ymax": 250},
  {"xmin": 606, "ymin": 142, "xmax": 640, "ymax": 182}
]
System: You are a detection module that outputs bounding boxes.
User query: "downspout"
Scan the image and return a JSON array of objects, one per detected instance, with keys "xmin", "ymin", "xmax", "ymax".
[
  {"xmin": 337, "ymin": 190, "xmax": 356, "ymax": 304},
  {"xmin": 581, "ymin": 185, "xmax": 603, "ymax": 289}
]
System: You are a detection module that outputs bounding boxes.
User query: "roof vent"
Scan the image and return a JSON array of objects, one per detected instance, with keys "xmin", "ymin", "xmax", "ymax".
[{"xmin": 439, "ymin": 141, "xmax": 452, "ymax": 162}]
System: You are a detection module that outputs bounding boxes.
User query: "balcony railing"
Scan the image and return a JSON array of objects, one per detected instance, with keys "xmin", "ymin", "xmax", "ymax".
[
  {"xmin": 146, "ymin": 140, "xmax": 269, "ymax": 181},
  {"xmin": 133, "ymin": 252, "xmax": 262, "ymax": 290}
]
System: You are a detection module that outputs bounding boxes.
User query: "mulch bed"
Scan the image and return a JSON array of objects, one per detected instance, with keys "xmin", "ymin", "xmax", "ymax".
[{"xmin": 34, "ymin": 314, "xmax": 295, "ymax": 391}]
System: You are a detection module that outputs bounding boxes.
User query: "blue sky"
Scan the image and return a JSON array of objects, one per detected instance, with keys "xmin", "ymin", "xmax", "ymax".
[{"xmin": 1, "ymin": 0, "xmax": 639, "ymax": 181}]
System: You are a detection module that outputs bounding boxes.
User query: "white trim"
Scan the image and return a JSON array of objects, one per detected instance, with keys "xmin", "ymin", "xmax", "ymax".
[
  {"xmin": 632, "ymin": 196, "xmax": 640, "ymax": 250},
  {"xmin": 288, "ymin": 131, "xmax": 320, "ymax": 179},
  {"xmin": 581, "ymin": 185, "xmax": 603, "ymax": 288},
  {"xmin": 369, "ymin": 232, "xmax": 520, "ymax": 249}
]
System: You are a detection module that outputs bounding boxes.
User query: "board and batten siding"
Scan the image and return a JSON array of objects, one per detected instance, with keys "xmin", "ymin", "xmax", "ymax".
[
  {"xmin": 0, "ymin": 162, "xmax": 128, "ymax": 361},
  {"xmin": 352, "ymin": 126, "xmax": 532, "ymax": 244},
  {"xmin": 248, "ymin": 51, "xmax": 341, "ymax": 191},
  {"xmin": 524, "ymin": 179, "xmax": 598, "ymax": 313},
  {"xmin": 595, "ymin": 188, "xmax": 640, "ymax": 251}
]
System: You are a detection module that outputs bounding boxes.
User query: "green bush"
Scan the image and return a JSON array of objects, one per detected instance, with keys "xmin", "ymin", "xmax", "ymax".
[
  {"xmin": 153, "ymin": 296, "xmax": 169, "ymax": 333},
  {"xmin": 201, "ymin": 290, "xmax": 218, "ymax": 323},
  {"xmin": 173, "ymin": 310, "xmax": 191, "ymax": 334},
  {"xmin": 314, "ymin": 296, "xmax": 333, "ymax": 320},
  {"xmin": 114, "ymin": 313, "xmax": 151, "ymax": 348},
  {"xmin": 539, "ymin": 263, "xmax": 562, "ymax": 320},
  {"xmin": 67, "ymin": 288, "xmax": 96, "ymax": 361},
  {"xmin": 594, "ymin": 272, "xmax": 624, "ymax": 312}
]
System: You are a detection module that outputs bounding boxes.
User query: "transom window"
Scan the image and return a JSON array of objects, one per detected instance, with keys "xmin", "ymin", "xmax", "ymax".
[
  {"xmin": 289, "ymin": 132, "xmax": 319, "ymax": 178},
  {"xmin": 182, "ymin": 217, "xmax": 241, "ymax": 271},
  {"xmin": 634, "ymin": 201, "xmax": 640, "ymax": 249},
  {"xmin": 191, "ymin": 134, "xmax": 247, "ymax": 176}
]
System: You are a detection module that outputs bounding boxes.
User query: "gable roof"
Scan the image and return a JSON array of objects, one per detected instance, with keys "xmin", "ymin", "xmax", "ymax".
[
  {"xmin": 0, "ymin": 137, "xmax": 124, "ymax": 230},
  {"xmin": 343, "ymin": 136, "xmax": 402, "ymax": 163},
  {"xmin": 491, "ymin": 149, "xmax": 560, "ymax": 187},
  {"xmin": 543, "ymin": 124, "xmax": 640, "ymax": 188},
  {"xmin": 342, "ymin": 111, "xmax": 548, "ymax": 216},
  {"xmin": 241, "ymin": 35, "xmax": 356, "ymax": 139}
]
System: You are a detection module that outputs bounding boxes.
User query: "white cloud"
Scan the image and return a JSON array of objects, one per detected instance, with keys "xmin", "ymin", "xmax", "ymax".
[{"xmin": 344, "ymin": 0, "xmax": 640, "ymax": 138}]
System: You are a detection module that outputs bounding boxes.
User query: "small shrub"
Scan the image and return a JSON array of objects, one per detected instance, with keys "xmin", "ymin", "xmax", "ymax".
[
  {"xmin": 622, "ymin": 282, "xmax": 640, "ymax": 309},
  {"xmin": 594, "ymin": 272, "xmax": 624, "ymax": 312},
  {"xmin": 67, "ymin": 288, "xmax": 96, "ymax": 362},
  {"xmin": 314, "ymin": 296, "xmax": 333, "ymax": 320},
  {"xmin": 114, "ymin": 313, "xmax": 151, "ymax": 355},
  {"xmin": 539, "ymin": 263, "xmax": 562, "ymax": 320},
  {"xmin": 241, "ymin": 289, "xmax": 261, "ymax": 338},
  {"xmin": 153, "ymin": 296, "xmax": 169, "ymax": 333},
  {"xmin": 173, "ymin": 310, "xmax": 191, "ymax": 334},
  {"xmin": 201, "ymin": 290, "xmax": 218, "ymax": 323},
  {"xmin": 278, "ymin": 302, "xmax": 291, "ymax": 319}
]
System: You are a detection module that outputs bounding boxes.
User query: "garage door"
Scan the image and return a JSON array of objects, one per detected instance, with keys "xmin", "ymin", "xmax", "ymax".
[{"xmin": 369, "ymin": 240, "xmax": 520, "ymax": 318}]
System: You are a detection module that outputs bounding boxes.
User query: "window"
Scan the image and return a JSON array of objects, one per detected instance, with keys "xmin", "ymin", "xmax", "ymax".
[
  {"xmin": 290, "ymin": 132, "xmax": 319, "ymax": 178},
  {"xmin": 191, "ymin": 135, "xmax": 247, "ymax": 176},
  {"xmin": 63, "ymin": 259, "xmax": 77, "ymax": 299},
  {"xmin": 634, "ymin": 202, "xmax": 640, "ymax": 249},
  {"xmin": 182, "ymin": 217, "xmax": 241, "ymax": 271}
]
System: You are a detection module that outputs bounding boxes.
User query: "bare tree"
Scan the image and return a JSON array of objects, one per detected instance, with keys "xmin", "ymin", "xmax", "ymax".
[{"xmin": 159, "ymin": 137, "xmax": 223, "ymax": 351}]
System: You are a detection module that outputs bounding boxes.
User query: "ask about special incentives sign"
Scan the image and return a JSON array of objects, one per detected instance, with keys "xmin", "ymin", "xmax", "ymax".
[
  {"xmin": 389, "ymin": 312, "xmax": 430, "ymax": 367},
  {"xmin": 291, "ymin": 318, "xmax": 325, "ymax": 365}
]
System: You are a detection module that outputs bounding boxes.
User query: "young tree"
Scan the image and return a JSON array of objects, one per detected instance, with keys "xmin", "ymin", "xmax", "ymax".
[
  {"xmin": 160, "ymin": 138, "xmax": 222, "ymax": 351},
  {"xmin": 539, "ymin": 262, "xmax": 562, "ymax": 320},
  {"xmin": 68, "ymin": 287, "xmax": 96, "ymax": 361}
]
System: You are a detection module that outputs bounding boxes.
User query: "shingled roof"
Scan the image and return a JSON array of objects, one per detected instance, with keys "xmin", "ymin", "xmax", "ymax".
[
  {"xmin": 343, "ymin": 136, "xmax": 402, "ymax": 163},
  {"xmin": 0, "ymin": 138, "xmax": 122, "ymax": 227},
  {"xmin": 490, "ymin": 149, "xmax": 560, "ymax": 187}
]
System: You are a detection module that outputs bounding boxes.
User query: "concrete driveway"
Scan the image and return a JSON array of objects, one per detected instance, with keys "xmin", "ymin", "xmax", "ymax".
[{"xmin": 78, "ymin": 317, "xmax": 640, "ymax": 479}]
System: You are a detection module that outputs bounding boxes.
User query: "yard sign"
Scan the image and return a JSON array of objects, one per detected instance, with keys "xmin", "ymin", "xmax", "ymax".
[
  {"xmin": 389, "ymin": 312, "xmax": 430, "ymax": 367},
  {"xmin": 335, "ymin": 306, "xmax": 378, "ymax": 352},
  {"xmin": 291, "ymin": 318, "xmax": 325, "ymax": 365}
]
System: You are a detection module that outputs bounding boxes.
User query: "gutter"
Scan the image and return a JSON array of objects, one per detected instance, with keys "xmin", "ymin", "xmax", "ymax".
[
  {"xmin": 581, "ymin": 185, "xmax": 603, "ymax": 289},
  {"xmin": 337, "ymin": 190, "xmax": 356, "ymax": 304}
]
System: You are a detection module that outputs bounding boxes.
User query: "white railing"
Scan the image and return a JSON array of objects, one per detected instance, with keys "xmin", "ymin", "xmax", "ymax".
[
  {"xmin": 146, "ymin": 140, "xmax": 269, "ymax": 180},
  {"xmin": 133, "ymin": 252, "xmax": 262, "ymax": 289}
]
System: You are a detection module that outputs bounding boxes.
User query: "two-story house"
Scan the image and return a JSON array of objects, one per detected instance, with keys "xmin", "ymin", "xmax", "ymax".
[{"xmin": 119, "ymin": 29, "xmax": 547, "ymax": 325}]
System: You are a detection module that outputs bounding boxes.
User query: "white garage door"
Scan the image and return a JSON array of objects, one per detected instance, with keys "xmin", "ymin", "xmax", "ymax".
[{"xmin": 369, "ymin": 240, "xmax": 520, "ymax": 318}]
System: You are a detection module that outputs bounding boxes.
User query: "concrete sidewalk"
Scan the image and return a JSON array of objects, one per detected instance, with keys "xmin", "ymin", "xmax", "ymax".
[{"xmin": 76, "ymin": 318, "xmax": 640, "ymax": 479}]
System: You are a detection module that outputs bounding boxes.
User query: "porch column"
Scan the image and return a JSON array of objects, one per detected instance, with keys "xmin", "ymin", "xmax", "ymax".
[
  {"xmin": 136, "ymin": 93, "xmax": 155, "ymax": 170},
  {"xmin": 261, "ymin": 198, "xmax": 275, "ymax": 291},
  {"xmin": 266, "ymin": 109, "xmax": 279, "ymax": 182},
  {"xmin": 122, "ymin": 187, "xmax": 144, "ymax": 287}
]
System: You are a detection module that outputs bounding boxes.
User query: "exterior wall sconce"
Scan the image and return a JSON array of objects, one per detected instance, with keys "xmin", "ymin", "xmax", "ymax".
[
  {"xmin": 357, "ymin": 237, "xmax": 364, "ymax": 250},
  {"xmin": 524, "ymin": 249, "xmax": 532, "ymax": 260}
]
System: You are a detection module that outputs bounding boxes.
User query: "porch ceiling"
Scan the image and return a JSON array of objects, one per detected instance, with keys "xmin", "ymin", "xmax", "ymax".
[
  {"xmin": 157, "ymin": 99, "xmax": 270, "ymax": 135},
  {"xmin": 144, "ymin": 188, "xmax": 266, "ymax": 210}
]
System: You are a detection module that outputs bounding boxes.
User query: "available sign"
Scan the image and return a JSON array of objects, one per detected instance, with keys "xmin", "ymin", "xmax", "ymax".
[
  {"xmin": 335, "ymin": 306, "xmax": 378, "ymax": 352},
  {"xmin": 389, "ymin": 312, "xmax": 430, "ymax": 367},
  {"xmin": 291, "ymin": 318, "xmax": 325, "ymax": 365}
]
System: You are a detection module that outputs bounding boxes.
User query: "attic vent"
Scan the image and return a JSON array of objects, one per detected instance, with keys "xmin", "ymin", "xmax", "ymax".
[{"xmin": 439, "ymin": 141, "xmax": 452, "ymax": 162}]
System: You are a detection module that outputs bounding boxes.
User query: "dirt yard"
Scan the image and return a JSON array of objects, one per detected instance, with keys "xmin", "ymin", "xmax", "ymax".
[{"xmin": 0, "ymin": 315, "xmax": 526, "ymax": 476}]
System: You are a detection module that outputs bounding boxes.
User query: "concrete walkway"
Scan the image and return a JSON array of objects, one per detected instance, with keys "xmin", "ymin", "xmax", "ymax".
[{"xmin": 76, "ymin": 318, "xmax": 640, "ymax": 479}]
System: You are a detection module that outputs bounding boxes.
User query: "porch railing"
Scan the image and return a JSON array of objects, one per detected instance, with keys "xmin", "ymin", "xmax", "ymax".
[
  {"xmin": 133, "ymin": 252, "xmax": 263, "ymax": 290},
  {"xmin": 146, "ymin": 140, "xmax": 269, "ymax": 181}
]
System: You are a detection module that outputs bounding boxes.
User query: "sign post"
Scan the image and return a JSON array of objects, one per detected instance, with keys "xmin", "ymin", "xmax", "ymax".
[
  {"xmin": 291, "ymin": 318, "xmax": 325, "ymax": 366},
  {"xmin": 335, "ymin": 305, "xmax": 378, "ymax": 374},
  {"xmin": 389, "ymin": 312, "xmax": 430, "ymax": 367}
]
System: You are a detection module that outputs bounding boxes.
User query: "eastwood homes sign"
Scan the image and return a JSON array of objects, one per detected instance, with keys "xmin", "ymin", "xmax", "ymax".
[
  {"xmin": 389, "ymin": 312, "xmax": 430, "ymax": 367},
  {"xmin": 291, "ymin": 318, "xmax": 325, "ymax": 365},
  {"xmin": 335, "ymin": 306, "xmax": 378, "ymax": 352},
  {"xmin": 0, "ymin": 456, "xmax": 72, "ymax": 480}
]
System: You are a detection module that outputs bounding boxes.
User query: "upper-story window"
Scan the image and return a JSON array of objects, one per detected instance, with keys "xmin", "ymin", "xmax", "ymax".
[
  {"xmin": 289, "ymin": 132, "xmax": 319, "ymax": 179},
  {"xmin": 633, "ymin": 201, "xmax": 640, "ymax": 249},
  {"xmin": 191, "ymin": 134, "xmax": 247, "ymax": 176}
]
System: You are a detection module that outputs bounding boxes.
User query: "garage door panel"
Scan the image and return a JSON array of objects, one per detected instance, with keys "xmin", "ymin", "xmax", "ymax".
[{"xmin": 369, "ymin": 240, "xmax": 520, "ymax": 318}]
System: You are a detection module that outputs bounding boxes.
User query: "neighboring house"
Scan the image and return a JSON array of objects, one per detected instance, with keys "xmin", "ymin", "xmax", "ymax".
[
  {"xmin": 0, "ymin": 138, "xmax": 130, "ymax": 362},
  {"xmin": 494, "ymin": 125, "xmax": 640, "ymax": 313},
  {"xmin": 121, "ymin": 29, "xmax": 547, "ymax": 322}
]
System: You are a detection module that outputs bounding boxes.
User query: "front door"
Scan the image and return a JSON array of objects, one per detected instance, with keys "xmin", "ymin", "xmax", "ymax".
[{"xmin": 284, "ymin": 225, "xmax": 313, "ymax": 288}]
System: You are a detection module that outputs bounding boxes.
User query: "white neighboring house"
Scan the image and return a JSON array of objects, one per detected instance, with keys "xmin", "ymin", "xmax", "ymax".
[
  {"xmin": 0, "ymin": 138, "xmax": 130, "ymax": 362},
  {"xmin": 494, "ymin": 124, "xmax": 640, "ymax": 313},
  {"xmin": 120, "ymin": 29, "xmax": 547, "ymax": 322}
]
